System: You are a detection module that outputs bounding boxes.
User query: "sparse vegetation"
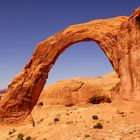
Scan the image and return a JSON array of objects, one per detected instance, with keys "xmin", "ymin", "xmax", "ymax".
[
  {"xmin": 66, "ymin": 110, "xmax": 72, "ymax": 115},
  {"xmin": 40, "ymin": 118, "xmax": 44, "ymax": 121},
  {"xmin": 9, "ymin": 131, "xmax": 13, "ymax": 135},
  {"xmin": 66, "ymin": 121, "xmax": 73, "ymax": 124},
  {"xmin": 38, "ymin": 118, "xmax": 44, "ymax": 124},
  {"xmin": 116, "ymin": 109, "xmax": 125, "ymax": 114},
  {"xmin": 17, "ymin": 133, "xmax": 24, "ymax": 140},
  {"xmin": 32, "ymin": 119, "xmax": 35, "ymax": 127},
  {"xmin": 93, "ymin": 122, "xmax": 103, "ymax": 129},
  {"xmin": 8, "ymin": 128, "xmax": 16, "ymax": 135},
  {"xmin": 66, "ymin": 112, "xmax": 70, "ymax": 115},
  {"xmin": 54, "ymin": 117, "xmax": 59, "ymax": 123},
  {"xmin": 84, "ymin": 134, "xmax": 90, "ymax": 138},
  {"xmin": 53, "ymin": 113, "xmax": 61, "ymax": 123},
  {"xmin": 92, "ymin": 115, "xmax": 98, "ymax": 120},
  {"xmin": 25, "ymin": 136, "xmax": 31, "ymax": 140}
]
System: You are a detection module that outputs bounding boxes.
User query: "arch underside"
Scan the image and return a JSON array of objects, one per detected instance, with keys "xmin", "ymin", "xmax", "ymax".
[{"xmin": 0, "ymin": 7, "xmax": 140, "ymax": 123}]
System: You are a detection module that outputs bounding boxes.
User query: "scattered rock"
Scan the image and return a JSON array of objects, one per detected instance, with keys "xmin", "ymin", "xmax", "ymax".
[
  {"xmin": 54, "ymin": 117, "xmax": 59, "ymax": 123},
  {"xmin": 92, "ymin": 115, "xmax": 99, "ymax": 120}
]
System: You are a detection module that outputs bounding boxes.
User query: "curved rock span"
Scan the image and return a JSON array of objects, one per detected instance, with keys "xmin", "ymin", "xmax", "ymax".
[{"xmin": 0, "ymin": 7, "xmax": 140, "ymax": 123}]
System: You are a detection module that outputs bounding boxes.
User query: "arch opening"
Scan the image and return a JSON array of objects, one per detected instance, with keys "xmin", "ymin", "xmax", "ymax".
[
  {"xmin": 38, "ymin": 41, "xmax": 118, "ymax": 107},
  {"xmin": 46, "ymin": 41, "xmax": 114, "ymax": 87}
]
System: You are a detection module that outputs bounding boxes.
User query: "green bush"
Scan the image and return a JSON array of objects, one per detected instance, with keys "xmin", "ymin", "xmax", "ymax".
[{"xmin": 17, "ymin": 133, "xmax": 24, "ymax": 140}]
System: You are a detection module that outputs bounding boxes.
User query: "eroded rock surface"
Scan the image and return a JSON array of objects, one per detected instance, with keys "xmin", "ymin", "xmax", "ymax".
[
  {"xmin": 38, "ymin": 72, "xmax": 119, "ymax": 106},
  {"xmin": 0, "ymin": 7, "xmax": 140, "ymax": 123}
]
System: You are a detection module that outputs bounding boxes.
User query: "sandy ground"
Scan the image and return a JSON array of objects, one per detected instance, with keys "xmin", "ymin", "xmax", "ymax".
[{"xmin": 0, "ymin": 99, "xmax": 140, "ymax": 140}]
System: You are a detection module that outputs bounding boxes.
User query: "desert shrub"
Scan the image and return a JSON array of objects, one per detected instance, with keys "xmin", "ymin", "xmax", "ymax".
[
  {"xmin": 17, "ymin": 133, "xmax": 24, "ymax": 140},
  {"xmin": 116, "ymin": 109, "xmax": 125, "ymax": 114},
  {"xmin": 66, "ymin": 121, "xmax": 73, "ymax": 124},
  {"xmin": 8, "ymin": 131, "xmax": 13, "ymax": 135},
  {"xmin": 84, "ymin": 134, "xmax": 90, "ymax": 138},
  {"xmin": 92, "ymin": 115, "xmax": 98, "ymax": 120},
  {"xmin": 25, "ymin": 136, "xmax": 31, "ymax": 140},
  {"xmin": 37, "ymin": 118, "xmax": 44, "ymax": 124},
  {"xmin": 8, "ymin": 128, "xmax": 16, "ymax": 135},
  {"xmin": 31, "ymin": 119, "xmax": 35, "ymax": 127},
  {"xmin": 54, "ymin": 117, "xmax": 59, "ymax": 123},
  {"xmin": 93, "ymin": 122, "xmax": 103, "ymax": 129}
]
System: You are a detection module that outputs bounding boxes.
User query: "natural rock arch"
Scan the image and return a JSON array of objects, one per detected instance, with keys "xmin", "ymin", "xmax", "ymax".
[{"xmin": 0, "ymin": 7, "xmax": 140, "ymax": 123}]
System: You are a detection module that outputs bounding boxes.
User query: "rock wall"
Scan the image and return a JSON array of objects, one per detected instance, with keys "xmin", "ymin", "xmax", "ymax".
[{"xmin": 0, "ymin": 7, "xmax": 139, "ymax": 123}]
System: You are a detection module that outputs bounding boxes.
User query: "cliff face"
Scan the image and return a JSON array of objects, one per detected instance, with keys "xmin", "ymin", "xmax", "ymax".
[
  {"xmin": 0, "ymin": 7, "xmax": 140, "ymax": 123},
  {"xmin": 117, "ymin": 9, "xmax": 140, "ymax": 99}
]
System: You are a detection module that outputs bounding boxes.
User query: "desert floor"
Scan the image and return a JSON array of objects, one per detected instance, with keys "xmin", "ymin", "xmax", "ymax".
[{"xmin": 0, "ymin": 99, "xmax": 140, "ymax": 140}]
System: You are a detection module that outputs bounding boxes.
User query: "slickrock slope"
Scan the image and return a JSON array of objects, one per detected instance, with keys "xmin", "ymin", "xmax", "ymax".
[
  {"xmin": 38, "ymin": 72, "xmax": 119, "ymax": 106},
  {"xmin": 0, "ymin": 7, "xmax": 140, "ymax": 123}
]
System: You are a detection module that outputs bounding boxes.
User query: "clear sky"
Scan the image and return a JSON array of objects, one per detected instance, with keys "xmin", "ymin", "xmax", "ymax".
[{"xmin": 0, "ymin": 0, "xmax": 139, "ymax": 89}]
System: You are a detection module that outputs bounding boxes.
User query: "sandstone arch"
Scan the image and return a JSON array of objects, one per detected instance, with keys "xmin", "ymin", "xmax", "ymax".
[{"xmin": 0, "ymin": 7, "xmax": 140, "ymax": 123}]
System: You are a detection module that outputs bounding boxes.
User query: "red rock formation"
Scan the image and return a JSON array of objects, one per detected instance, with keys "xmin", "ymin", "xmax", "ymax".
[
  {"xmin": 38, "ymin": 72, "xmax": 119, "ymax": 106},
  {"xmin": 0, "ymin": 7, "xmax": 139, "ymax": 123}
]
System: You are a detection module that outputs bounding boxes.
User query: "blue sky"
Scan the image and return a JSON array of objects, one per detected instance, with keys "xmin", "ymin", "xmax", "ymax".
[{"xmin": 0, "ymin": 0, "xmax": 139, "ymax": 89}]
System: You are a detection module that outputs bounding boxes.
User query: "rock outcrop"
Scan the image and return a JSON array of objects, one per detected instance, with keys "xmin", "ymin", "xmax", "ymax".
[
  {"xmin": 38, "ymin": 72, "xmax": 119, "ymax": 106},
  {"xmin": 0, "ymin": 7, "xmax": 140, "ymax": 123}
]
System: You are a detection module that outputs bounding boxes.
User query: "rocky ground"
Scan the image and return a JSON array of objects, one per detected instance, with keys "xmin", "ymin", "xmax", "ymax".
[
  {"xmin": 0, "ymin": 99, "xmax": 140, "ymax": 140},
  {"xmin": 0, "ymin": 73, "xmax": 140, "ymax": 140}
]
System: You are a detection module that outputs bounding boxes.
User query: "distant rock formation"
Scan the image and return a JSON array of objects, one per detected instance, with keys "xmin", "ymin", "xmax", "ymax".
[
  {"xmin": 0, "ymin": 89, "xmax": 6, "ymax": 100},
  {"xmin": 38, "ymin": 72, "xmax": 119, "ymax": 106},
  {"xmin": 0, "ymin": 89, "xmax": 6, "ymax": 93},
  {"xmin": 0, "ymin": 7, "xmax": 140, "ymax": 124}
]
